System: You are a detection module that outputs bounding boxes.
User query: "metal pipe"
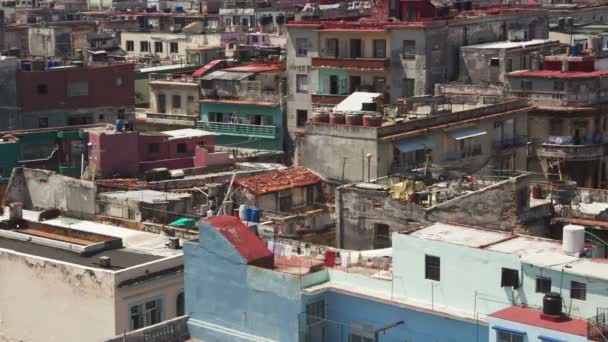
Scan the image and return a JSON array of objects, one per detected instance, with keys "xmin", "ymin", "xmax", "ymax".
[{"xmin": 374, "ymin": 320, "xmax": 404, "ymax": 342}]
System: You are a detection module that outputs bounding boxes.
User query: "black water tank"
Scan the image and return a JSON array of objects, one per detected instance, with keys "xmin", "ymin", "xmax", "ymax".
[{"xmin": 543, "ymin": 292, "xmax": 562, "ymax": 316}]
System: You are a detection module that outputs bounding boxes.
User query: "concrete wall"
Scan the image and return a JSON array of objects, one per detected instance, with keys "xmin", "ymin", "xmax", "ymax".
[
  {"xmin": 185, "ymin": 222, "xmax": 317, "ymax": 342},
  {"xmin": 3, "ymin": 167, "xmax": 97, "ymax": 219},
  {"xmin": 0, "ymin": 249, "xmax": 116, "ymax": 342},
  {"xmin": 121, "ymin": 32, "xmax": 222, "ymax": 59},
  {"xmin": 302, "ymin": 290, "xmax": 489, "ymax": 342},
  {"xmin": 336, "ymin": 175, "xmax": 531, "ymax": 249},
  {"xmin": 104, "ymin": 316, "xmax": 190, "ymax": 342}
]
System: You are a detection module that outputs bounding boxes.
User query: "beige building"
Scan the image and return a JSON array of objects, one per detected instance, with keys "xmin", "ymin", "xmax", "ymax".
[
  {"xmin": 0, "ymin": 209, "xmax": 184, "ymax": 342},
  {"xmin": 121, "ymin": 31, "xmax": 222, "ymax": 60},
  {"xmin": 147, "ymin": 73, "xmax": 201, "ymax": 127}
]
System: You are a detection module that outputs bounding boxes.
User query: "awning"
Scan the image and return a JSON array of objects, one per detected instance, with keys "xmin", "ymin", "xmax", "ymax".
[
  {"xmin": 492, "ymin": 326, "xmax": 527, "ymax": 335},
  {"xmin": 447, "ymin": 127, "xmax": 487, "ymax": 140},
  {"xmin": 538, "ymin": 336, "xmax": 567, "ymax": 342},
  {"xmin": 394, "ymin": 136, "xmax": 433, "ymax": 153}
]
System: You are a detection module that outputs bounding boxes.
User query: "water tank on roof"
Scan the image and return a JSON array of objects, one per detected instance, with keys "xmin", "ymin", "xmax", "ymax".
[
  {"xmin": 563, "ymin": 224, "xmax": 585, "ymax": 255},
  {"xmin": 542, "ymin": 292, "xmax": 562, "ymax": 317}
]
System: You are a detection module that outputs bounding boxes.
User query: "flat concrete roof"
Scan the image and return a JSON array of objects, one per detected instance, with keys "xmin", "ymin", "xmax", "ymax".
[
  {"xmin": 463, "ymin": 39, "xmax": 554, "ymax": 50},
  {"xmin": 98, "ymin": 189, "xmax": 191, "ymax": 203},
  {"xmin": 485, "ymin": 236, "xmax": 563, "ymax": 256},
  {"xmin": 162, "ymin": 128, "xmax": 217, "ymax": 140},
  {"xmin": 408, "ymin": 222, "xmax": 511, "ymax": 248}
]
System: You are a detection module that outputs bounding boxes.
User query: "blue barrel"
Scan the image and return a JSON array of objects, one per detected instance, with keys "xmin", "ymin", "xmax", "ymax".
[
  {"xmin": 571, "ymin": 45, "xmax": 578, "ymax": 56},
  {"xmin": 250, "ymin": 208, "xmax": 260, "ymax": 223},
  {"xmin": 47, "ymin": 61, "xmax": 53, "ymax": 68},
  {"xmin": 244, "ymin": 207, "xmax": 253, "ymax": 222},
  {"xmin": 22, "ymin": 62, "xmax": 31, "ymax": 71}
]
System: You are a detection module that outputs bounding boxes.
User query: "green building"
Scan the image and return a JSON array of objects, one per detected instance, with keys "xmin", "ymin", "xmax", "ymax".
[{"xmin": 197, "ymin": 63, "xmax": 285, "ymax": 151}]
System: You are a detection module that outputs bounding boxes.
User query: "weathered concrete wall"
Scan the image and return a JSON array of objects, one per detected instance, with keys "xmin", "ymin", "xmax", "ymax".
[
  {"xmin": 0, "ymin": 250, "xmax": 116, "ymax": 342},
  {"xmin": 104, "ymin": 316, "xmax": 190, "ymax": 342},
  {"xmin": 336, "ymin": 175, "xmax": 532, "ymax": 249},
  {"xmin": 2, "ymin": 168, "xmax": 97, "ymax": 219}
]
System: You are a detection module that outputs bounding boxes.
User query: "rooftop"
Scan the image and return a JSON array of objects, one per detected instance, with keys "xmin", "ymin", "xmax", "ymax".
[
  {"xmin": 509, "ymin": 69, "xmax": 608, "ymax": 79},
  {"xmin": 463, "ymin": 39, "xmax": 554, "ymax": 50},
  {"xmin": 489, "ymin": 306, "xmax": 588, "ymax": 337},
  {"xmin": 161, "ymin": 128, "xmax": 217, "ymax": 140},
  {"xmin": 408, "ymin": 222, "xmax": 512, "ymax": 248},
  {"xmin": 98, "ymin": 190, "xmax": 191, "ymax": 203},
  {"xmin": 235, "ymin": 166, "xmax": 321, "ymax": 196},
  {"xmin": 221, "ymin": 63, "xmax": 283, "ymax": 73}
]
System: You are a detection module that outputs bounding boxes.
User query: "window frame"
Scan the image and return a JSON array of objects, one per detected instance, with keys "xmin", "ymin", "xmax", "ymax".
[
  {"xmin": 177, "ymin": 143, "xmax": 187, "ymax": 154},
  {"xmin": 500, "ymin": 268, "xmax": 520, "ymax": 289},
  {"xmin": 402, "ymin": 40, "xmax": 416, "ymax": 58},
  {"xmin": 305, "ymin": 299, "xmax": 325, "ymax": 326},
  {"xmin": 373, "ymin": 39, "xmax": 386, "ymax": 59},
  {"xmin": 176, "ymin": 291, "xmax": 185, "ymax": 316},
  {"xmin": 170, "ymin": 41, "xmax": 179, "ymax": 54},
  {"xmin": 536, "ymin": 277, "xmax": 552, "ymax": 293},
  {"xmin": 296, "ymin": 109, "xmax": 308, "ymax": 127},
  {"xmin": 67, "ymin": 80, "xmax": 89, "ymax": 97},
  {"xmin": 140, "ymin": 41, "xmax": 149, "ymax": 53},
  {"xmin": 126, "ymin": 40, "xmax": 134, "ymax": 52},
  {"xmin": 571, "ymin": 281, "xmax": 586, "ymax": 301},
  {"xmin": 154, "ymin": 41, "xmax": 163, "ymax": 53},
  {"xmin": 296, "ymin": 74, "xmax": 308, "ymax": 93},
  {"xmin": 295, "ymin": 38, "xmax": 308, "ymax": 57},
  {"xmin": 128, "ymin": 297, "xmax": 164, "ymax": 331},
  {"xmin": 148, "ymin": 143, "xmax": 160, "ymax": 154},
  {"xmin": 496, "ymin": 330, "xmax": 524, "ymax": 342},
  {"xmin": 172, "ymin": 95, "xmax": 181, "ymax": 109},
  {"xmin": 425, "ymin": 254, "xmax": 440, "ymax": 281}
]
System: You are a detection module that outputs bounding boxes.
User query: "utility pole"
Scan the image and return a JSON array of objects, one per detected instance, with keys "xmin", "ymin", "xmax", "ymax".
[{"xmin": 374, "ymin": 320, "xmax": 404, "ymax": 342}]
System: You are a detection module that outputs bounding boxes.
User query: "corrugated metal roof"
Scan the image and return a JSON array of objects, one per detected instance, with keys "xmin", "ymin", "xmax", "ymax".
[
  {"xmin": 334, "ymin": 92, "xmax": 382, "ymax": 112},
  {"xmin": 203, "ymin": 216, "xmax": 274, "ymax": 268},
  {"xmin": 236, "ymin": 166, "xmax": 321, "ymax": 196},
  {"xmin": 201, "ymin": 70, "xmax": 253, "ymax": 81}
]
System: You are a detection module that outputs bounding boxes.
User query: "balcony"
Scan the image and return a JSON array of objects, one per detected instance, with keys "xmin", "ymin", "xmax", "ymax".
[
  {"xmin": 197, "ymin": 121, "xmax": 276, "ymax": 139},
  {"xmin": 311, "ymin": 94, "xmax": 348, "ymax": 105},
  {"xmin": 536, "ymin": 143, "xmax": 606, "ymax": 161},
  {"xmin": 492, "ymin": 135, "xmax": 529, "ymax": 151},
  {"xmin": 145, "ymin": 112, "xmax": 198, "ymax": 127},
  {"xmin": 311, "ymin": 57, "xmax": 389, "ymax": 71}
]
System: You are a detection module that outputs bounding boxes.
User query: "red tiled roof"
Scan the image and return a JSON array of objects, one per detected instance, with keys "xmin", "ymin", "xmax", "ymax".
[
  {"xmin": 236, "ymin": 166, "xmax": 321, "ymax": 196},
  {"xmin": 204, "ymin": 216, "xmax": 274, "ymax": 268},
  {"xmin": 509, "ymin": 69, "xmax": 608, "ymax": 79},
  {"xmin": 192, "ymin": 59, "xmax": 224, "ymax": 77},
  {"xmin": 489, "ymin": 306, "xmax": 588, "ymax": 337}
]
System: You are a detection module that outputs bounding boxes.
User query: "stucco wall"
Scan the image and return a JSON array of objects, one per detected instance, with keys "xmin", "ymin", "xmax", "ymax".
[
  {"xmin": 3, "ymin": 167, "xmax": 97, "ymax": 219},
  {"xmin": 0, "ymin": 250, "xmax": 116, "ymax": 342},
  {"xmin": 487, "ymin": 316, "xmax": 587, "ymax": 342}
]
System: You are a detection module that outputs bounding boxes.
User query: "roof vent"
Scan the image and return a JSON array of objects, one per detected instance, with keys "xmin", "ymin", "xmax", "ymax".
[{"xmin": 99, "ymin": 256, "xmax": 111, "ymax": 268}]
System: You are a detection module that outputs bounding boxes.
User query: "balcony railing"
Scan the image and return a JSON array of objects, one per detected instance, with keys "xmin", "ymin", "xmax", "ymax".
[
  {"xmin": 197, "ymin": 121, "xmax": 276, "ymax": 139},
  {"xmin": 536, "ymin": 143, "xmax": 606, "ymax": 161},
  {"xmin": 492, "ymin": 135, "xmax": 529, "ymax": 150},
  {"xmin": 311, "ymin": 57, "xmax": 389, "ymax": 70}
]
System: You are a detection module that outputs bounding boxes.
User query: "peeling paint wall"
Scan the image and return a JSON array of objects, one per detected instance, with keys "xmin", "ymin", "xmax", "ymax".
[
  {"xmin": 0, "ymin": 250, "xmax": 116, "ymax": 342},
  {"xmin": 2, "ymin": 168, "xmax": 97, "ymax": 219}
]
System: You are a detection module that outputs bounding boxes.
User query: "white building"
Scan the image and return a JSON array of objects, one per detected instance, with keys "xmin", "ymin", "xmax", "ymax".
[
  {"xmin": 0, "ymin": 208, "xmax": 184, "ymax": 342},
  {"xmin": 121, "ymin": 31, "xmax": 222, "ymax": 60}
]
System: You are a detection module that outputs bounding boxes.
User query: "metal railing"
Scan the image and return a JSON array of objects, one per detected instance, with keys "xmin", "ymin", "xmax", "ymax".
[
  {"xmin": 536, "ymin": 143, "xmax": 606, "ymax": 161},
  {"xmin": 197, "ymin": 121, "xmax": 276, "ymax": 138},
  {"xmin": 588, "ymin": 308, "xmax": 608, "ymax": 340}
]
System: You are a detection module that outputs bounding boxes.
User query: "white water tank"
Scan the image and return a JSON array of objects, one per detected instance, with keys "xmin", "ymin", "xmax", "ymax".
[
  {"xmin": 563, "ymin": 225, "xmax": 585, "ymax": 254},
  {"xmin": 239, "ymin": 205, "xmax": 247, "ymax": 220}
]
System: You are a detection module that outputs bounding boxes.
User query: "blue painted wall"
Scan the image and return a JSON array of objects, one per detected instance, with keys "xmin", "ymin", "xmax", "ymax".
[
  {"xmin": 302, "ymin": 291, "xmax": 489, "ymax": 342},
  {"xmin": 184, "ymin": 222, "xmax": 305, "ymax": 342}
]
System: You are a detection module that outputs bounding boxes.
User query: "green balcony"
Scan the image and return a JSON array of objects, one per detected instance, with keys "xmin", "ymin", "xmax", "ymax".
[{"xmin": 197, "ymin": 121, "xmax": 277, "ymax": 139}]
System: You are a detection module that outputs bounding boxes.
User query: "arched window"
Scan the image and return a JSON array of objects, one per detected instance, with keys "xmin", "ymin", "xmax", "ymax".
[{"xmin": 176, "ymin": 292, "xmax": 185, "ymax": 316}]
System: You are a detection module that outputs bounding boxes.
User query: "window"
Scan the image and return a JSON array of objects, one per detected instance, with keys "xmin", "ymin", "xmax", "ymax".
[
  {"xmin": 327, "ymin": 38, "xmax": 339, "ymax": 57},
  {"xmin": 402, "ymin": 78, "xmax": 415, "ymax": 97},
  {"xmin": 187, "ymin": 96, "xmax": 194, "ymax": 104},
  {"xmin": 425, "ymin": 255, "xmax": 440, "ymax": 281},
  {"xmin": 296, "ymin": 74, "xmax": 308, "ymax": 93},
  {"xmin": 209, "ymin": 112, "xmax": 224, "ymax": 122},
  {"xmin": 116, "ymin": 76, "xmax": 124, "ymax": 87},
  {"xmin": 157, "ymin": 94, "xmax": 166, "ymax": 113},
  {"xmin": 402, "ymin": 40, "xmax": 416, "ymax": 58},
  {"xmin": 129, "ymin": 298, "xmax": 163, "ymax": 331},
  {"xmin": 172, "ymin": 95, "xmax": 181, "ymax": 109},
  {"xmin": 252, "ymin": 35, "xmax": 258, "ymax": 43},
  {"xmin": 154, "ymin": 41, "xmax": 163, "ymax": 53},
  {"xmin": 279, "ymin": 193, "xmax": 292, "ymax": 212},
  {"xmin": 176, "ymin": 292, "xmax": 185, "ymax": 316},
  {"xmin": 306, "ymin": 299, "xmax": 325, "ymax": 325},
  {"xmin": 506, "ymin": 58, "xmax": 513, "ymax": 72},
  {"xmin": 296, "ymin": 110, "xmax": 308, "ymax": 127},
  {"xmin": 148, "ymin": 143, "xmax": 160, "ymax": 153},
  {"xmin": 37, "ymin": 83, "xmax": 48, "ymax": 94},
  {"xmin": 520, "ymin": 80, "xmax": 533, "ymax": 90},
  {"xmin": 536, "ymin": 277, "xmax": 552, "ymax": 293},
  {"xmin": 571, "ymin": 281, "xmax": 586, "ymax": 300},
  {"xmin": 350, "ymin": 38, "xmax": 362, "ymax": 58},
  {"xmin": 501, "ymin": 268, "xmax": 520, "ymax": 288},
  {"xmin": 296, "ymin": 38, "xmax": 308, "ymax": 57},
  {"xmin": 554, "ymin": 81, "xmax": 565, "ymax": 91},
  {"xmin": 490, "ymin": 57, "xmax": 500, "ymax": 67},
  {"xmin": 67, "ymin": 81, "xmax": 89, "ymax": 97},
  {"xmin": 496, "ymin": 330, "xmax": 524, "ymax": 342},
  {"xmin": 350, "ymin": 322, "xmax": 374, "ymax": 342},
  {"xmin": 459, "ymin": 138, "xmax": 482, "ymax": 158},
  {"xmin": 38, "ymin": 117, "xmax": 48, "ymax": 128},
  {"xmin": 177, "ymin": 143, "xmax": 187, "ymax": 153},
  {"xmin": 373, "ymin": 77, "xmax": 386, "ymax": 93},
  {"xmin": 374, "ymin": 224, "xmax": 391, "ymax": 249},
  {"xmin": 140, "ymin": 41, "xmax": 149, "ymax": 52},
  {"xmin": 373, "ymin": 39, "xmax": 386, "ymax": 58},
  {"xmin": 170, "ymin": 42, "xmax": 178, "ymax": 53},
  {"xmin": 126, "ymin": 40, "xmax": 134, "ymax": 51}
]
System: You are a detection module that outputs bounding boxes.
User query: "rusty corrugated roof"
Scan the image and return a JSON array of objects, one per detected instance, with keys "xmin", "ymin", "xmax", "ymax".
[{"xmin": 235, "ymin": 166, "xmax": 321, "ymax": 196}]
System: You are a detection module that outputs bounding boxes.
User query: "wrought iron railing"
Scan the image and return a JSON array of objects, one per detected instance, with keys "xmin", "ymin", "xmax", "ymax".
[{"xmin": 197, "ymin": 121, "xmax": 276, "ymax": 138}]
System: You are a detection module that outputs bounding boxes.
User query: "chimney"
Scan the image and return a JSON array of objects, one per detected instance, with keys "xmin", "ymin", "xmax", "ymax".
[{"xmin": 99, "ymin": 256, "xmax": 111, "ymax": 268}]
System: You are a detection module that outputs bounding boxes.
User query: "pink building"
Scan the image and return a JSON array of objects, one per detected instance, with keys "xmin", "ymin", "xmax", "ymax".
[{"xmin": 88, "ymin": 127, "xmax": 232, "ymax": 178}]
